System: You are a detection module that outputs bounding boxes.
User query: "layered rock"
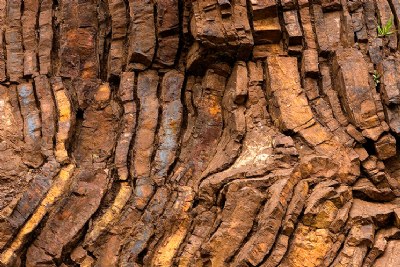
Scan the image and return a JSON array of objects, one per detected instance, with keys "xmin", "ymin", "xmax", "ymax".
[{"xmin": 1, "ymin": 1, "xmax": 400, "ymax": 267}]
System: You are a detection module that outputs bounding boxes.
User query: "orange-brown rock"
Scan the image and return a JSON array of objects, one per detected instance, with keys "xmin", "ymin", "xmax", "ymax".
[{"xmin": 1, "ymin": 1, "xmax": 400, "ymax": 267}]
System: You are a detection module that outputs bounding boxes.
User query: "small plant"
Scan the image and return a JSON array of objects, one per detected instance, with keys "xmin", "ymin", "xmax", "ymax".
[
  {"xmin": 377, "ymin": 17, "xmax": 395, "ymax": 37},
  {"xmin": 373, "ymin": 70, "xmax": 381, "ymax": 87}
]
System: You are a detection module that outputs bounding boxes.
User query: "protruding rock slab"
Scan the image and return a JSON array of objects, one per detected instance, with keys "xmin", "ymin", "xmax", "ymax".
[
  {"xmin": 265, "ymin": 56, "xmax": 313, "ymax": 132},
  {"xmin": 333, "ymin": 48, "xmax": 383, "ymax": 139}
]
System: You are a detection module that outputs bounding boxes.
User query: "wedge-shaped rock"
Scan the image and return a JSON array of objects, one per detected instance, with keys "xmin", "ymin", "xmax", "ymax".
[
  {"xmin": 173, "ymin": 68, "xmax": 224, "ymax": 189},
  {"xmin": 202, "ymin": 185, "xmax": 264, "ymax": 266},
  {"xmin": 265, "ymin": 56, "xmax": 313, "ymax": 132},
  {"xmin": 353, "ymin": 178, "xmax": 395, "ymax": 201},
  {"xmin": 350, "ymin": 198, "xmax": 400, "ymax": 225},
  {"xmin": 233, "ymin": 177, "xmax": 296, "ymax": 266}
]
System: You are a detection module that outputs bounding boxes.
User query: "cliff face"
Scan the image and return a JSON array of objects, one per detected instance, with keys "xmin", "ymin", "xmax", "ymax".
[{"xmin": 0, "ymin": 0, "xmax": 400, "ymax": 266}]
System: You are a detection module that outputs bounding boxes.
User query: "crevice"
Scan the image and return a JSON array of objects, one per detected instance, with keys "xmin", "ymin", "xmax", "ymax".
[
  {"xmin": 151, "ymin": 0, "xmax": 159, "ymax": 68},
  {"xmin": 137, "ymin": 247, "xmax": 148, "ymax": 265},
  {"xmin": 175, "ymin": 0, "xmax": 186, "ymax": 68},
  {"xmin": 51, "ymin": 0, "xmax": 60, "ymax": 76},
  {"xmin": 99, "ymin": 0, "xmax": 112, "ymax": 82},
  {"xmin": 149, "ymin": 72, "xmax": 163, "ymax": 179},
  {"xmin": 363, "ymin": 138, "xmax": 376, "ymax": 156},
  {"xmin": 129, "ymin": 71, "xmax": 140, "ymax": 184}
]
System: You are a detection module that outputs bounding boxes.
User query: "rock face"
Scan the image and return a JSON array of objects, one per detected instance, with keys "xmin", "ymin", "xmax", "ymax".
[{"xmin": 1, "ymin": 0, "xmax": 400, "ymax": 266}]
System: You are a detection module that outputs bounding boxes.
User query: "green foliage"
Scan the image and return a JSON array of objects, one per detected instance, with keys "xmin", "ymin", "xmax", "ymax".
[
  {"xmin": 377, "ymin": 17, "xmax": 395, "ymax": 37},
  {"xmin": 373, "ymin": 70, "xmax": 381, "ymax": 87}
]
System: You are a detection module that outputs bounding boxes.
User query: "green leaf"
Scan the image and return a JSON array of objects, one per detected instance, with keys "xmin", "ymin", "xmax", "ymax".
[
  {"xmin": 386, "ymin": 18, "xmax": 393, "ymax": 30},
  {"xmin": 377, "ymin": 25, "xmax": 383, "ymax": 36},
  {"xmin": 373, "ymin": 70, "xmax": 381, "ymax": 87},
  {"xmin": 377, "ymin": 17, "xmax": 395, "ymax": 37}
]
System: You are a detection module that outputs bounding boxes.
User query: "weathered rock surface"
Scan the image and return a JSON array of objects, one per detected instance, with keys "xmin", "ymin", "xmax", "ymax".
[{"xmin": 1, "ymin": 1, "xmax": 400, "ymax": 266}]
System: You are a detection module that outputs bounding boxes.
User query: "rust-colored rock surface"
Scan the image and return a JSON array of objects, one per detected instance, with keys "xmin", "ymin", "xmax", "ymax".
[{"xmin": 1, "ymin": 0, "xmax": 400, "ymax": 266}]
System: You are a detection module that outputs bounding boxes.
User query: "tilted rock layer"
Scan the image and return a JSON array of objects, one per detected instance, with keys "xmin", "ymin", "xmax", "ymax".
[{"xmin": 0, "ymin": 0, "xmax": 400, "ymax": 266}]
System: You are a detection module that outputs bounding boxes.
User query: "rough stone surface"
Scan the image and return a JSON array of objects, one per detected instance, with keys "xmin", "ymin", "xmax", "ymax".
[{"xmin": 0, "ymin": 1, "xmax": 400, "ymax": 267}]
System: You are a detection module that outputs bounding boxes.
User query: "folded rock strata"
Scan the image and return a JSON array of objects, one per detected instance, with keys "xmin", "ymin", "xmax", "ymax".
[{"xmin": 0, "ymin": 0, "xmax": 400, "ymax": 266}]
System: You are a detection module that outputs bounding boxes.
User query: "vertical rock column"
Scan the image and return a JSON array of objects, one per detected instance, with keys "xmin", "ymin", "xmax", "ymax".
[
  {"xmin": 0, "ymin": 0, "xmax": 6, "ymax": 81},
  {"xmin": 115, "ymin": 72, "xmax": 136, "ymax": 181},
  {"xmin": 154, "ymin": 0, "xmax": 180, "ymax": 67},
  {"xmin": 34, "ymin": 75, "xmax": 56, "ymax": 158},
  {"xmin": 5, "ymin": 0, "xmax": 23, "ymax": 82},
  {"xmin": 131, "ymin": 70, "xmax": 160, "ymax": 209},
  {"xmin": 333, "ymin": 48, "xmax": 383, "ymax": 138},
  {"xmin": 107, "ymin": 0, "xmax": 128, "ymax": 77},
  {"xmin": 152, "ymin": 70, "xmax": 184, "ymax": 185},
  {"xmin": 21, "ymin": 0, "xmax": 39, "ymax": 76},
  {"xmin": 51, "ymin": 77, "xmax": 73, "ymax": 163},
  {"xmin": 17, "ymin": 83, "xmax": 43, "ymax": 167},
  {"xmin": 126, "ymin": 0, "xmax": 156, "ymax": 70},
  {"xmin": 38, "ymin": 0, "xmax": 53, "ymax": 75}
]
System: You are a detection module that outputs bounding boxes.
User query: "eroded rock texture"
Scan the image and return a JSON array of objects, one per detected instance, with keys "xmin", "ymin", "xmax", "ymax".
[{"xmin": 1, "ymin": 0, "xmax": 400, "ymax": 266}]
